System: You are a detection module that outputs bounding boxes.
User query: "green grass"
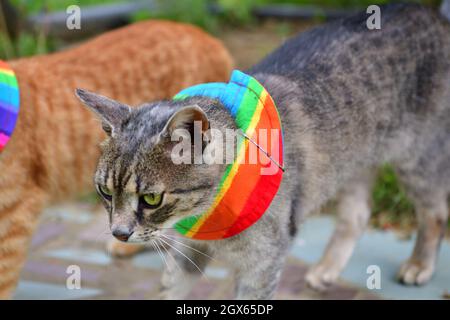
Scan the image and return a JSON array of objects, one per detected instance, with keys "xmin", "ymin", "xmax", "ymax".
[
  {"xmin": 132, "ymin": 0, "xmax": 217, "ymax": 32},
  {"xmin": 373, "ymin": 165, "xmax": 414, "ymax": 216},
  {"xmin": 371, "ymin": 165, "xmax": 416, "ymax": 229},
  {"xmin": 372, "ymin": 166, "xmax": 450, "ymax": 232},
  {"xmin": 0, "ymin": 30, "xmax": 57, "ymax": 59},
  {"xmin": 1, "ymin": 0, "xmax": 124, "ymax": 59}
]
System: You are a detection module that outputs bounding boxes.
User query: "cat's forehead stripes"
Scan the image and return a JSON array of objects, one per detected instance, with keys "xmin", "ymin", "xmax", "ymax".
[
  {"xmin": 122, "ymin": 171, "xmax": 134, "ymax": 192},
  {"xmin": 110, "ymin": 153, "xmax": 135, "ymax": 192},
  {"xmin": 102, "ymin": 153, "xmax": 161, "ymax": 195},
  {"xmin": 123, "ymin": 173, "xmax": 138, "ymax": 194}
]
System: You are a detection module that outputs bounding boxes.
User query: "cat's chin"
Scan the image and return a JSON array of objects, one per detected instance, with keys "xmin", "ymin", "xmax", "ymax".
[
  {"xmin": 107, "ymin": 238, "xmax": 146, "ymax": 257},
  {"xmin": 126, "ymin": 238, "xmax": 151, "ymax": 244}
]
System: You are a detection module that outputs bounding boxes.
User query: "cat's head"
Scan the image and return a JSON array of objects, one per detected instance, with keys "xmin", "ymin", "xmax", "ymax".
[{"xmin": 76, "ymin": 89, "xmax": 235, "ymax": 243}]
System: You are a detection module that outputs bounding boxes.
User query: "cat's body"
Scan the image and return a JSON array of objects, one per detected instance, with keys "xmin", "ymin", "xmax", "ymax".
[
  {"xmin": 78, "ymin": 4, "xmax": 450, "ymax": 299},
  {"xmin": 251, "ymin": 3, "xmax": 450, "ymax": 291},
  {"xmin": 0, "ymin": 20, "xmax": 232, "ymax": 298}
]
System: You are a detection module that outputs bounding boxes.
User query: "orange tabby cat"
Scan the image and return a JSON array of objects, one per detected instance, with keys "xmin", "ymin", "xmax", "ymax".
[{"xmin": 0, "ymin": 20, "xmax": 232, "ymax": 298}]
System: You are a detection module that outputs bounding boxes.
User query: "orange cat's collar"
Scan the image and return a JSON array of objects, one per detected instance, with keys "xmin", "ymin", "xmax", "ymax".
[{"xmin": 0, "ymin": 60, "xmax": 20, "ymax": 153}]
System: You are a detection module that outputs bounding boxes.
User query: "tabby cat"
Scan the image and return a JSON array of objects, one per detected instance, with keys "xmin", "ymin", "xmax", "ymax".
[
  {"xmin": 78, "ymin": 4, "xmax": 450, "ymax": 299},
  {"xmin": 0, "ymin": 20, "xmax": 232, "ymax": 298}
]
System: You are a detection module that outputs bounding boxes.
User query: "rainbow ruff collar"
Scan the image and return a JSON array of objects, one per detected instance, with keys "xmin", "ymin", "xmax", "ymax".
[
  {"xmin": 173, "ymin": 70, "xmax": 284, "ymax": 240},
  {"xmin": 0, "ymin": 61, "xmax": 20, "ymax": 153}
]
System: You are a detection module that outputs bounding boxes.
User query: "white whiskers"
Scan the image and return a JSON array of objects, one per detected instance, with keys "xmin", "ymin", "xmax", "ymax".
[
  {"xmin": 158, "ymin": 237, "xmax": 208, "ymax": 280},
  {"xmin": 151, "ymin": 239, "xmax": 169, "ymax": 270},
  {"xmin": 160, "ymin": 234, "xmax": 216, "ymax": 262}
]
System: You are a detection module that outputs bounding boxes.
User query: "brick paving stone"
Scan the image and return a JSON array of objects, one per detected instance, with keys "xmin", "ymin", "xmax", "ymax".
[
  {"xmin": 23, "ymin": 260, "xmax": 78, "ymax": 281},
  {"xmin": 31, "ymin": 222, "xmax": 66, "ymax": 248},
  {"xmin": 277, "ymin": 262, "xmax": 308, "ymax": 296},
  {"xmin": 189, "ymin": 280, "xmax": 220, "ymax": 300},
  {"xmin": 353, "ymin": 291, "xmax": 382, "ymax": 300},
  {"xmin": 320, "ymin": 285, "xmax": 360, "ymax": 300},
  {"xmin": 16, "ymin": 203, "xmax": 381, "ymax": 300}
]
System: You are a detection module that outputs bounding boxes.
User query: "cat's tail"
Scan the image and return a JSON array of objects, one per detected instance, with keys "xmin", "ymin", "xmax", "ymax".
[{"xmin": 441, "ymin": 0, "xmax": 450, "ymax": 21}]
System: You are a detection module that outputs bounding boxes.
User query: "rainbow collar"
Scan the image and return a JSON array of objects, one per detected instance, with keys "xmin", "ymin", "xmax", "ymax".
[
  {"xmin": 172, "ymin": 70, "xmax": 284, "ymax": 240},
  {"xmin": 0, "ymin": 61, "xmax": 20, "ymax": 153}
]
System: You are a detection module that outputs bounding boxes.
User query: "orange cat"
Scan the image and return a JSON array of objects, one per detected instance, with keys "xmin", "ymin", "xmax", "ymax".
[{"xmin": 0, "ymin": 20, "xmax": 232, "ymax": 298}]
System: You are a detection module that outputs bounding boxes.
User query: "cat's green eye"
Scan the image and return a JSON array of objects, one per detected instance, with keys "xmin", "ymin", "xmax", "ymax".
[
  {"xmin": 98, "ymin": 185, "xmax": 113, "ymax": 200},
  {"xmin": 142, "ymin": 193, "xmax": 163, "ymax": 208}
]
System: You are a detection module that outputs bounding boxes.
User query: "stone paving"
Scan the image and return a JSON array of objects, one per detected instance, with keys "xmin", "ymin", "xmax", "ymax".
[
  {"xmin": 14, "ymin": 202, "xmax": 381, "ymax": 300},
  {"xmin": 295, "ymin": 216, "xmax": 450, "ymax": 300}
]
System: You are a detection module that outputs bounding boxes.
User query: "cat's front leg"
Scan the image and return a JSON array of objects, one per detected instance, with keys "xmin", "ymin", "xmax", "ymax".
[
  {"xmin": 234, "ymin": 259, "xmax": 285, "ymax": 300},
  {"xmin": 306, "ymin": 173, "xmax": 373, "ymax": 291},
  {"xmin": 227, "ymin": 232, "xmax": 289, "ymax": 300},
  {"xmin": 159, "ymin": 239, "xmax": 212, "ymax": 300}
]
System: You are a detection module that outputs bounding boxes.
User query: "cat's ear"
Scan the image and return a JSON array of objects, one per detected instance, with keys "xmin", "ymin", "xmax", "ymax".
[
  {"xmin": 75, "ymin": 89, "xmax": 131, "ymax": 137},
  {"xmin": 160, "ymin": 105, "xmax": 210, "ymax": 141}
]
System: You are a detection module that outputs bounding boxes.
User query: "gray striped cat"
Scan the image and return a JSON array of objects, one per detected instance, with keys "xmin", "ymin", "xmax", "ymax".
[{"xmin": 76, "ymin": 3, "xmax": 450, "ymax": 299}]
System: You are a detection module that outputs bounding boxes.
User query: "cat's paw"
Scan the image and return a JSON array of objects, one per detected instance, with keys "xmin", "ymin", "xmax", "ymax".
[
  {"xmin": 305, "ymin": 264, "xmax": 340, "ymax": 291},
  {"xmin": 106, "ymin": 238, "xmax": 145, "ymax": 258},
  {"xmin": 397, "ymin": 260, "xmax": 435, "ymax": 285}
]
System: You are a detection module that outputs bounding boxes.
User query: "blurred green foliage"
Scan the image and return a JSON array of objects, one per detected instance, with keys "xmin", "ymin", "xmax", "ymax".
[
  {"xmin": 10, "ymin": 0, "xmax": 123, "ymax": 14},
  {"xmin": 1, "ymin": 0, "xmax": 122, "ymax": 59},
  {"xmin": 8, "ymin": 0, "xmax": 441, "ymax": 30},
  {"xmin": 0, "ymin": 30, "xmax": 56, "ymax": 59},
  {"xmin": 217, "ymin": 0, "xmax": 440, "ymax": 24},
  {"xmin": 132, "ymin": 0, "xmax": 218, "ymax": 32},
  {"xmin": 372, "ymin": 165, "xmax": 415, "ymax": 223},
  {"xmin": 129, "ymin": 0, "xmax": 442, "ymax": 30}
]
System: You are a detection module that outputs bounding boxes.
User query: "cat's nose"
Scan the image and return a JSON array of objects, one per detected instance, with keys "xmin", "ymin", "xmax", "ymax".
[{"xmin": 112, "ymin": 226, "xmax": 134, "ymax": 242}]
